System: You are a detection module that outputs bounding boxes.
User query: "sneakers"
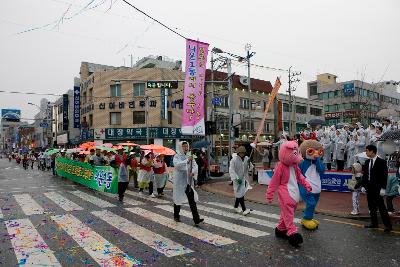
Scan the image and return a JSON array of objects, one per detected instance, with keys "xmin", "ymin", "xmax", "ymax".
[
  {"xmin": 234, "ymin": 207, "xmax": 242, "ymax": 214},
  {"xmin": 242, "ymin": 209, "xmax": 251, "ymax": 216},
  {"xmin": 350, "ymin": 210, "xmax": 360, "ymax": 215},
  {"xmin": 195, "ymin": 218, "xmax": 204, "ymax": 226},
  {"xmin": 150, "ymin": 193, "xmax": 157, "ymax": 198}
]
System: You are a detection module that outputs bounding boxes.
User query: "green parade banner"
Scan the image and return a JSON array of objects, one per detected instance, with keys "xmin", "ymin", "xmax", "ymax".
[{"xmin": 55, "ymin": 157, "xmax": 119, "ymax": 194}]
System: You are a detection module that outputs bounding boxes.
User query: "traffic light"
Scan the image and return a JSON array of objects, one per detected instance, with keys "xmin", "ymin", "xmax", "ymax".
[{"xmin": 234, "ymin": 127, "xmax": 240, "ymax": 138}]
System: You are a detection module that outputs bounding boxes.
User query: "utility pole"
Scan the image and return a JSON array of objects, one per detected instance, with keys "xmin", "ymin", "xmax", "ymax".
[
  {"xmin": 245, "ymin": 44, "xmax": 255, "ymax": 138},
  {"xmin": 227, "ymin": 58, "xmax": 233, "ymax": 162},
  {"xmin": 287, "ymin": 66, "xmax": 301, "ymax": 137},
  {"xmin": 145, "ymin": 96, "xmax": 149, "ymax": 144}
]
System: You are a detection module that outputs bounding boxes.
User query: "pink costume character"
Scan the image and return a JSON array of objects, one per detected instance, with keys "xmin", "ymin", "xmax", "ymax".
[{"xmin": 266, "ymin": 141, "xmax": 312, "ymax": 247}]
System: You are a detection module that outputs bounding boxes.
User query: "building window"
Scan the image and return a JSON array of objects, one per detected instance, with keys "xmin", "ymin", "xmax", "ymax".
[
  {"xmin": 324, "ymin": 105, "xmax": 329, "ymax": 112},
  {"xmin": 220, "ymin": 96, "xmax": 229, "ymax": 108},
  {"xmin": 309, "ymin": 84, "xmax": 318, "ymax": 96},
  {"xmin": 296, "ymin": 105, "xmax": 307, "ymax": 114},
  {"xmin": 89, "ymin": 88, "xmax": 93, "ymax": 102},
  {"xmin": 283, "ymin": 103, "xmax": 290, "ymax": 112},
  {"xmin": 168, "ymin": 111, "xmax": 172, "ymax": 124},
  {"xmin": 82, "ymin": 92, "xmax": 87, "ymax": 104},
  {"xmin": 241, "ymin": 120, "xmax": 254, "ymax": 131},
  {"xmin": 133, "ymin": 111, "xmax": 145, "ymax": 124},
  {"xmin": 133, "ymin": 83, "xmax": 145, "ymax": 96},
  {"xmin": 110, "ymin": 84, "xmax": 121, "ymax": 97},
  {"xmin": 110, "ymin": 112, "xmax": 121, "ymax": 125},
  {"xmin": 328, "ymin": 91, "xmax": 334, "ymax": 99},
  {"xmin": 310, "ymin": 107, "xmax": 322, "ymax": 116},
  {"xmin": 217, "ymin": 118, "xmax": 229, "ymax": 130},
  {"xmin": 89, "ymin": 114, "xmax": 93, "ymax": 127},
  {"xmin": 239, "ymin": 98, "xmax": 250, "ymax": 109}
]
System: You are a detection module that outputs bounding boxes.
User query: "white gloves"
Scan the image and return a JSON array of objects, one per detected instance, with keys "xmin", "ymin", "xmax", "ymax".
[
  {"xmin": 380, "ymin": 189, "xmax": 386, "ymax": 196},
  {"xmin": 250, "ymin": 143, "xmax": 256, "ymax": 149},
  {"xmin": 361, "ymin": 187, "xmax": 366, "ymax": 193}
]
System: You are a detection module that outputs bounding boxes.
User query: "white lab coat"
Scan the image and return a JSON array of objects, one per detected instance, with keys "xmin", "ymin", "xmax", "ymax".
[
  {"xmin": 333, "ymin": 136, "xmax": 346, "ymax": 161},
  {"xmin": 320, "ymin": 136, "xmax": 332, "ymax": 164},
  {"xmin": 346, "ymin": 140, "xmax": 356, "ymax": 168},
  {"xmin": 172, "ymin": 142, "xmax": 198, "ymax": 205},
  {"xmin": 229, "ymin": 155, "xmax": 253, "ymax": 198}
]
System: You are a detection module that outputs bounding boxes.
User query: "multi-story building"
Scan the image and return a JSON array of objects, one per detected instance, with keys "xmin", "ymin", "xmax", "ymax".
[
  {"xmin": 32, "ymin": 98, "xmax": 52, "ymax": 149},
  {"xmin": 277, "ymin": 94, "xmax": 324, "ymax": 133},
  {"xmin": 308, "ymin": 73, "xmax": 400, "ymax": 126}
]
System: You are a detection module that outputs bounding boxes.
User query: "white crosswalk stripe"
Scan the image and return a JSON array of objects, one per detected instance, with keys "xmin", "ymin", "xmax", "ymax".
[
  {"xmin": 98, "ymin": 191, "xmax": 144, "ymax": 205},
  {"xmin": 44, "ymin": 191, "xmax": 83, "ymax": 211},
  {"xmin": 13, "ymin": 194, "xmax": 45, "ymax": 215},
  {"xmin": 70, "ymin": 190, "xmax": 115, "ymax": 208},
  {"xmin": 205, "ymin": 202, "xmax": 301, "ymax": 223},
  {"xmin": 92, "ymin": 210, "xmax": 192, "ymax": 257},
  {"xmin": 193, "ymin": 204, "xmax": 277, "ymax": 229},
  {"xmin": 125, "ymin": 191, "xmax": 170, "ymax": 204},
  {"xmin": 52, "ymin": 214, "xmax": 140, "ymax": 266},
  {"xmin": 155, "ymin": 205, "xmax": 269, "ymax": 238},
  {"xmin": 125, "ymin": 207, "xmax": 236, "ymax": 246},
  {"xmin": 0, "ymin": 209, "xmax": 3, "ymax": 219},
  {"xmin": 5, "ymin": 218, "xmax": 61, "ymax": 266}
]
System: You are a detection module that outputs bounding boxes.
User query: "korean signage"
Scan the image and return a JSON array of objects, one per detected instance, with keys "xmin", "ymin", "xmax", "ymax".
[
  {"xmin": 1, "ymin": 109, "xmax": 21, "ymax": 122},
  {"xmin": 55, "ymin": 158, "xmax": 118, "ymax": 194},
  {"xmin": 343, "ymin": 83, "xmax": 355, "ymax": 96},
  {"xmin": 161, "ymin": 88, "xmax": 167, "ymax": 120},
  {"xmin": 343, "ymin": 110, "xmax": 358, "ymax": 118},
  {"xmin": 81, "ymin": 129, "xmax": 94, "ymax": 141},
  {"xmin": 73, "ymin": 86, "xmax": 81, "ymax": 128},
  {"xmin": 104, "ymin": 127, "xmax": 182, "ymax": 140},
  {"xmin": 147, "ymin": 80, "xmax": 178, "ymax": 89},
  {"xmin": 325, "ymin": 112, "xmax": 342, "ymax": 119},
  {"xmin": 181, "ymin": 39, "xmax": 209, "ymax": 136},
  {"xmin": 62, "ymin": 94, "xmax": 69, "ymax": 131}
]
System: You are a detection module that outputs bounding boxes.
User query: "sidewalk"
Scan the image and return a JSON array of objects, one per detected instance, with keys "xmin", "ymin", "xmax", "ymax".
[{"xmin": 201, "ymin": 179, "xmax": 400, "ymax": 228}]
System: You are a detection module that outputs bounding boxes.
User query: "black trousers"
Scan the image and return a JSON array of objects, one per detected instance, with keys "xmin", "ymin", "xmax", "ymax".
[
  {"xmin": 386, "ymin": 195, "xmax": 396, "ymax": 212},
  {"xmin": 367, "ymin": 189, "xmax": 392, "ymax": 228},
  {"xmin": 326, "ymin": 163, "xmax": 332, "ymax": 170},
  {"xmin": 174, "ymin": 185, "xmax": 200, "ymax": 223},
  {"xmin": 118, "ymin": 182, "xmax": 129, "ymax": 200},
  {"xmin": 336, "ymin": 160, "xmax": 344, "ymax": 171},
  {"xmin": 234, "ymin": 197, "xmax": 246, "ymax": 211}
]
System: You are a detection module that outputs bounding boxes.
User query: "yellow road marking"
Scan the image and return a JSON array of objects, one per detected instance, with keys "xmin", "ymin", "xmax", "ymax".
[{"xmin": 323, "ymin": 219, "xmax": 400, "ymax": 234}]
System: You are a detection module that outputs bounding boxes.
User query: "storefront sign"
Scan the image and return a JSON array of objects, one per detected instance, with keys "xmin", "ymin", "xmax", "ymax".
[
  {"xmin": 62, "ymin": 94, "xmax": 69, "ymax": 131},
  {"xmin": 147, "ymin": 80, "xmax": 178, "ymax": 89},
  {"xmin": 343, "ymin": 110, "xmax": 358, "ymax": 118},
  {"xmin": 73, "ymin": 86, "xmax": 81, "ymax": 128},
  {"xmin": 105, "ymin": 127, "xmax": 183, "ymax": 140},
  {"xmin": 182, "ymin": 39, "xmax": 209, "ymax": 135},
  {"xmin": 325, "ymin": 112, "xmax": 342, "ymax": 119},
  {"xmin": 343, "ymin": 83, "xmax": 355, "ymax": 96},
  {"xmin": 81, "ymin": 129, "xmax": 94, "ymax": 141},
  {"xmin": 55, "ymin": 158, "xmax": 118, "ymax": 194},
  {"xmin": 57, "ymin": 133, "xmax": 68, "ymax": 145}
]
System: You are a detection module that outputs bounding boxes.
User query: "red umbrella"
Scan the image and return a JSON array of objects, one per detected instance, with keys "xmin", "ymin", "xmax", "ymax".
[
  {"xmin": 102, "ymin": 143, "xmax": 114, "ymax": 148},
  {"xmin": 140, "ymin": 144, "xmax": 176, "ymax": 155},
  {"xmin": 117, "ymin": 142, "xmax": 139, "ymax": 147}
]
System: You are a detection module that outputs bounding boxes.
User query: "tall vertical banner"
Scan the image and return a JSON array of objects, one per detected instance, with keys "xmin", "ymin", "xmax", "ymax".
[
  {"xmin": 181, "ymin": 39, "xmax": 209, "ymax": 135},
  {"xmin": 62, "ymin": 94, "xmax": 69, "ymax": 131},
  {"xmin": 254, "ymin": 78, "xmax": 281, "ymax": 143},
  {"xmin": 277, "ymin": 100, "xmax": 283, "ymax": 131},
  {"xmin": 73, "ymin": 86, "xmax": 81, "ymax": 128}
]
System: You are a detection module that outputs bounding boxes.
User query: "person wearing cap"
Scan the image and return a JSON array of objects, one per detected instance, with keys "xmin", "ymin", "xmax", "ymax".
[
  {"xmin": 152, "ymin": 153, "xmax": 168, "ymax": 197},
  {"xmin": 229, "ymin": 145, "xmax": 253, "ymax": 215},
  {"xmin": 91, "ymin": 148, "xmax": 106, "ymax": 166},
  {"xmin": 110, "ymin": 147, "xmax": 130, "ymax": 202},
  {"xmin": 354, "ymin": 129, "xmax": 366, "ymax": 156},
  {"xmin": 138, "ymin": 151, "xmax": 154, "ymax": 195}
]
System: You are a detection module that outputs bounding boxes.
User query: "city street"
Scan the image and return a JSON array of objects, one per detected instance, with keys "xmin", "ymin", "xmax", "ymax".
[{"xmin": 0, "ymin": 159, "xmax": 399, "ymax": 266}]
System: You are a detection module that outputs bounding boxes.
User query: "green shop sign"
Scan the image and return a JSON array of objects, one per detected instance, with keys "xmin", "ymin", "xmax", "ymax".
[
  {"xmin": 55, "ymin": 157, "xmax": 118, "ymax": 194},
  {"xmin": 105, "ymin": 127, "xmax": 183, "ymax": 140}
]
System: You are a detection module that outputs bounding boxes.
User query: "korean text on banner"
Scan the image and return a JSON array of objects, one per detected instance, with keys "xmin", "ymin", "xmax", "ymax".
[
  {"xmin": 181, "ymin": 39, "xmax": 209, "ymax": 135},
  {"xmin": 254, "ymin": 78, "xmax": 281, "ymax": 143}
]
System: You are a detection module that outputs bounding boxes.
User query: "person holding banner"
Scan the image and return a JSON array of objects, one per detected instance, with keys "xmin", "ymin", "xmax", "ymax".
[{"xmin": 172, "ymin": 141, "xmax": 203, "ymax": 226}]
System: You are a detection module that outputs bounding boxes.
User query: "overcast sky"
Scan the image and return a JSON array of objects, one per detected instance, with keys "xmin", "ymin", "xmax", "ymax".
[{"xmin": 1, "ymin": 0, "xmax": 399, "ymax": 121}]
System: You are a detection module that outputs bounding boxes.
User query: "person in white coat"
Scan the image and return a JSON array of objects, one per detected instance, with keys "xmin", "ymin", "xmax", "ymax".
[
  {"xmin": 229, "ymin": 146, "xmax": 253, "ymax": 215},
  {"xmin": 320, "ymin": 132, "xmax": 332, "ymax": 170},
  {"xmin": 346, "ymin": 135, "xmax": 356, "ymax": 169},
  {"xmin": 354, "ymin": 129, "xmax": 366, "ymax": 155},
  {"xmin": 172, "ymin": 141, "xmax": 204, "ymax": 226},
  {"xmin": 333, "ymin": 130, "xmax": 346, "ymax": 171}
]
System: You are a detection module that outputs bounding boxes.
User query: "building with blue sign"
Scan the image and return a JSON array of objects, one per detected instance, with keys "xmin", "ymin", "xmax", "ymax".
[{"xmin": 308, "ymin": 73, "xmax": 400, "ymax": 125}]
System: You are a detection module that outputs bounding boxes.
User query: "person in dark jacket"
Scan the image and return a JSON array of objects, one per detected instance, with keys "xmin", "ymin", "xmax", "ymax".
[{"xmin": 359, "ymin": 145, "xmax": 392, "ymax": 232}]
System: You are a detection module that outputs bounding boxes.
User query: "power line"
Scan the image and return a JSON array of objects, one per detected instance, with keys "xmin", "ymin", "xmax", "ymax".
[
  {"xmin": 0, "ymin": 90, "xmax": 62, "ymax": 97},
  {"xmin": 121, "ymin": 0, "xmax": 187, "ymax": 40}
]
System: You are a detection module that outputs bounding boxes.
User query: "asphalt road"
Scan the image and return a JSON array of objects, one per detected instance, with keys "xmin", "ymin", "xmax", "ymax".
[{"xmin": 0, "ymin": 158, "xmax": 399, "ymax": 267}]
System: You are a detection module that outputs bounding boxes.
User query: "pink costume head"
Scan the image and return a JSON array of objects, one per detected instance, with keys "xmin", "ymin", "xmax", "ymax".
[{"xmin": 278, "ymin": 141, "xmax": 303, "ymax": 166}]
